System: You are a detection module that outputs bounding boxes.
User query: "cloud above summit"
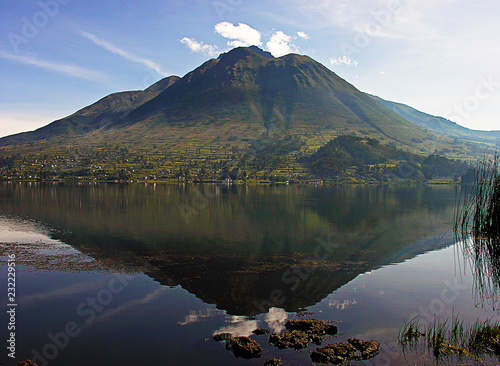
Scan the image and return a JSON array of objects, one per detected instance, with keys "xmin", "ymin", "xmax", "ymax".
[
  {"xmin": 215, "ymin": 22, "xmax": 262, "ymax": 48},
  {"xmin": 180, "ymin": 23, "xmax": 308, "ymax": 58},
  {"xmin": 266, "ymin": 31, "xmax": 298, "ymax": 57}
]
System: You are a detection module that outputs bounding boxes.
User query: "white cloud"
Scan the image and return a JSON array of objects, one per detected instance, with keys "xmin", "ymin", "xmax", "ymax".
[
  {"xmin": 297, "ymin": 31, "xmax": 309, "ymax": 39},
  {"xmin": 81, "ymin": 31, "xmax": 169, "ymax": 77},
  {"xmin": 0, "ymin": 51, "xmax": 104, "ymax": 80},
  {"xmin": 180, "ymin": 37, "xmax": 219, "ymax": 57},
  {"xmin": 266, "ymin": 31, "xmax": 298, "ymax": 57},
  {"xmin": 214, "ymin": 22, "xmax": 262, "ymax": 47},
  {"xmin": 330, "ymin": 55, "xmax": 359, "ymax": 67}
]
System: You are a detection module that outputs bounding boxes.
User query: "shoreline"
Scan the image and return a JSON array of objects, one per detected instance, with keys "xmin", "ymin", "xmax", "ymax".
[{"xmin": 0, "ymin": 178, "xmax": 461, "ymax": 185}]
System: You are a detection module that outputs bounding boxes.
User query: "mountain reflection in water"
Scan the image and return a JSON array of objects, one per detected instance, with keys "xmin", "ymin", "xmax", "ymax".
[{"xmin": 0, "ymin": 183, "xmax": 458, "ymax": 316}]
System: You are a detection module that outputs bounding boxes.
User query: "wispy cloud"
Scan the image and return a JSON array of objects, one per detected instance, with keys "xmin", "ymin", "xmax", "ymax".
[
  {"xmin": 87, "ymin": 287, "xmax": 168, "ymax": 326},
  {"xmin": 266, "ymin": 31, "xmax": 298, "ymax": 57},
  {"xmin": 21, "ymin": 280, "xmax": 108, "ymax": 306},
  {"xmin": 0, "ymin": 51, "xmax": 104, "ymax": 80},
  {"xmin": 297, "ymin": 31, "xmax": 309, "ymax": 39},
  {"xmin": 215, "ymin": 22, "xmax": 262, "ymax": 47},
  {"xmin": 180, "ymin": 37, "xmax": 219, "ymax": 57},
  {"xmin": 330, "ymin": 55, "xmax": 359, "ymax": 67},
  {"xmin": 81, "ymin": 31, "xmax": 169, "ymax": 77}
]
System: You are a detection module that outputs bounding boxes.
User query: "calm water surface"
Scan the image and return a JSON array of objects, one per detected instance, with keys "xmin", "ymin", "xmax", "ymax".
[{"xmin": 0, "ymin": 183, "xmax": 497, "ymax": 365}]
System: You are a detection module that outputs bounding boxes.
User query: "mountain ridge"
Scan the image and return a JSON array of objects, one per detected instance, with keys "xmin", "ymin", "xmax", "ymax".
[
  {"xmin": 0, "ymin": 75, "xmax": 180, "ymax": 145},
  {"xmin": 369, "ymin": 94, "xmax": 500, "ymax": 144}
]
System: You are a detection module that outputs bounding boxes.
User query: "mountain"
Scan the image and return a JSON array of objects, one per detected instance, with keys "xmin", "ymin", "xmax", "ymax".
[
  {"xmin": 369, "ymin": 94, "xmax": 500, "ymax": 144},
  {"xmin": 1, "ymin": 46, "xmax": 495, "ymax": 181},
  {"xmin": 0, "ymin": 76, "xmax": 179, "ymax": 146},
  {"xmin": 1, "ymin": 47, "xmax": 447, "ymax": 151},
  {"xmin": 111, "ymin": 46, "xmax": 442, "ymax": 149}
]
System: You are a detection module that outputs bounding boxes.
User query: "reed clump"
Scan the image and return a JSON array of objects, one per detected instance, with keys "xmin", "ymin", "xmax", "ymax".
[
  {"xmin": 455, "ymin": 154, "xmax": 500, "ymax": 309},
  {"xmin": 399, "ymin": 315, "xmax": 500, "ymax": 363},
  {"xmin": 456, "ymin": 153, "xmax": 500, "ymax": 240}
]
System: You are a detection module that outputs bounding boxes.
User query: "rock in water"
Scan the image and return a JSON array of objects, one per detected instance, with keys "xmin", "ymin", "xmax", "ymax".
[
  {"xmin": 264, "ymin": 358, "xmax": 283, "ymax": 366},
  {"xmin": 253, "ymin": 327, "xmax": 270, "ymax": 335},
  {"xmin": 18, "ymin": 361, "xmax": 39, "ymax": 366},
  {"xmin": 285, "ymin": 318, "xmax": 338, "ymax": 335},
  {"xmin": 310, "ymin": 338, "xmax": 381, "ymax": 364},
  {"xmin": 269, "ymin": 318, "xmax": 340, "ymax": 350},
  {"xmin": 310, "ymin": 342, "xmax": 357, "ymax": 364},
  {"xmin": 269, "ymin": 330, "xmax": 310, "ymax": 349},
  {"xmin": 348, "ymin": 337, "xmax": 381, "ymax": 359},
  {"xmin": 225, "ymin": 336, "xmax": 263, "ymax": 359},
  {"xmin": 213, "ymin": 332, "xmax": 233, "ymax": 342}
]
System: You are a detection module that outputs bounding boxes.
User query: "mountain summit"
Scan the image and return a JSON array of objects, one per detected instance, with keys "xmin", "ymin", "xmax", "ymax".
[{"xmin": 218, "ymin": 45, "xmax": 274, "ymax": 60}]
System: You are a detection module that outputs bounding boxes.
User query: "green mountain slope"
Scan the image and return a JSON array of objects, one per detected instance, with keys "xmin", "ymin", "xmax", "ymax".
[{"xmin": 369, "ymin": 94, "xmax": 500, "ymax": 144}]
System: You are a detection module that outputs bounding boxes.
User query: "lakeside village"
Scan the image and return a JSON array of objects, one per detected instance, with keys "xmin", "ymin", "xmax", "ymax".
[{"xmin": 0, "ymin": 136, "xmax": 472, "ymax": 185}]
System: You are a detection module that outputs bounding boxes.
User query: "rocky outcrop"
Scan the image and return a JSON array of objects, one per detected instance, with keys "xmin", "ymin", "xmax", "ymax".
[
  {"xmin": 18, "ymin": 361, "xmax": 39, "ymax": 366},
  {"xmin": 269, "ymin": 318, "xmax": 338, "ymax": 349},
  {"xmin": 213, "ymin": 319, "xmax": 379, "ymax": 364},
  {"xmin": 285, "ymin": 318, "xmax": 338, "ymax": 335},
  {"xmin": 310, "ymin": 342, "xmax": 357, "ymax": 364},
  {"xmin": 253, "ymin": 327, "xmax": 270, "ymax": 335},
  {"xmin": 269, "ymin": 330, "xmax": 311, "ymax": 349},
  {"xmin": 348, "ymin": 337, "xmax": 381, "ymax": 360},
  {"xmin": 225, "ymin": 336, "xmax": 263, "ymax": 359},
  {"xmin": 212, "ymin": 332, "xmax": 232, "ymax": 342},
  {"xmin": 264, "ymin": 357, "xmax": 283, "ymax": 366},
  {"xmin": 310, "ymin": 338, "xmax": 380, "ymax": 364}
]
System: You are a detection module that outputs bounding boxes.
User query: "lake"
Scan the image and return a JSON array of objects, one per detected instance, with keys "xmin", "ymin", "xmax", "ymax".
[{"xmin": 0, "ymin": 182, "xmax": 498, "ymax": 365}]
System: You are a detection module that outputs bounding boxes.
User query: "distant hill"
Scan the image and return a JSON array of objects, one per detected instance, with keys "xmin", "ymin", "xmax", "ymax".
[
  {"xmin": 369, "ymin": 94, "xmax": 500, "ymax": 144},
  {"xmin": 306, "ymin": 135, "xmax": 469, "ymax": 180}
]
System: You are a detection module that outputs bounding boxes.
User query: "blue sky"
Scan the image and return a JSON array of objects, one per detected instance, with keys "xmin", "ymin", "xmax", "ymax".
[{"xmin": 1, "ymin": 0, "xmax": 499, "ymax": 138}]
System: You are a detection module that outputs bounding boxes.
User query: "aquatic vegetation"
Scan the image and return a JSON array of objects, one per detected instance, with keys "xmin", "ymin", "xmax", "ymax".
[
  {"xmin": 456, "ymin": 153, "xmax": 500, "ymax": 239},
  {"xmin": 455, "ymin": 153, "xmax": 500, "ymax": 309},
  {"xmin": 399, "ymin": 315, "xmax": 500, "ymax": 363}
]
